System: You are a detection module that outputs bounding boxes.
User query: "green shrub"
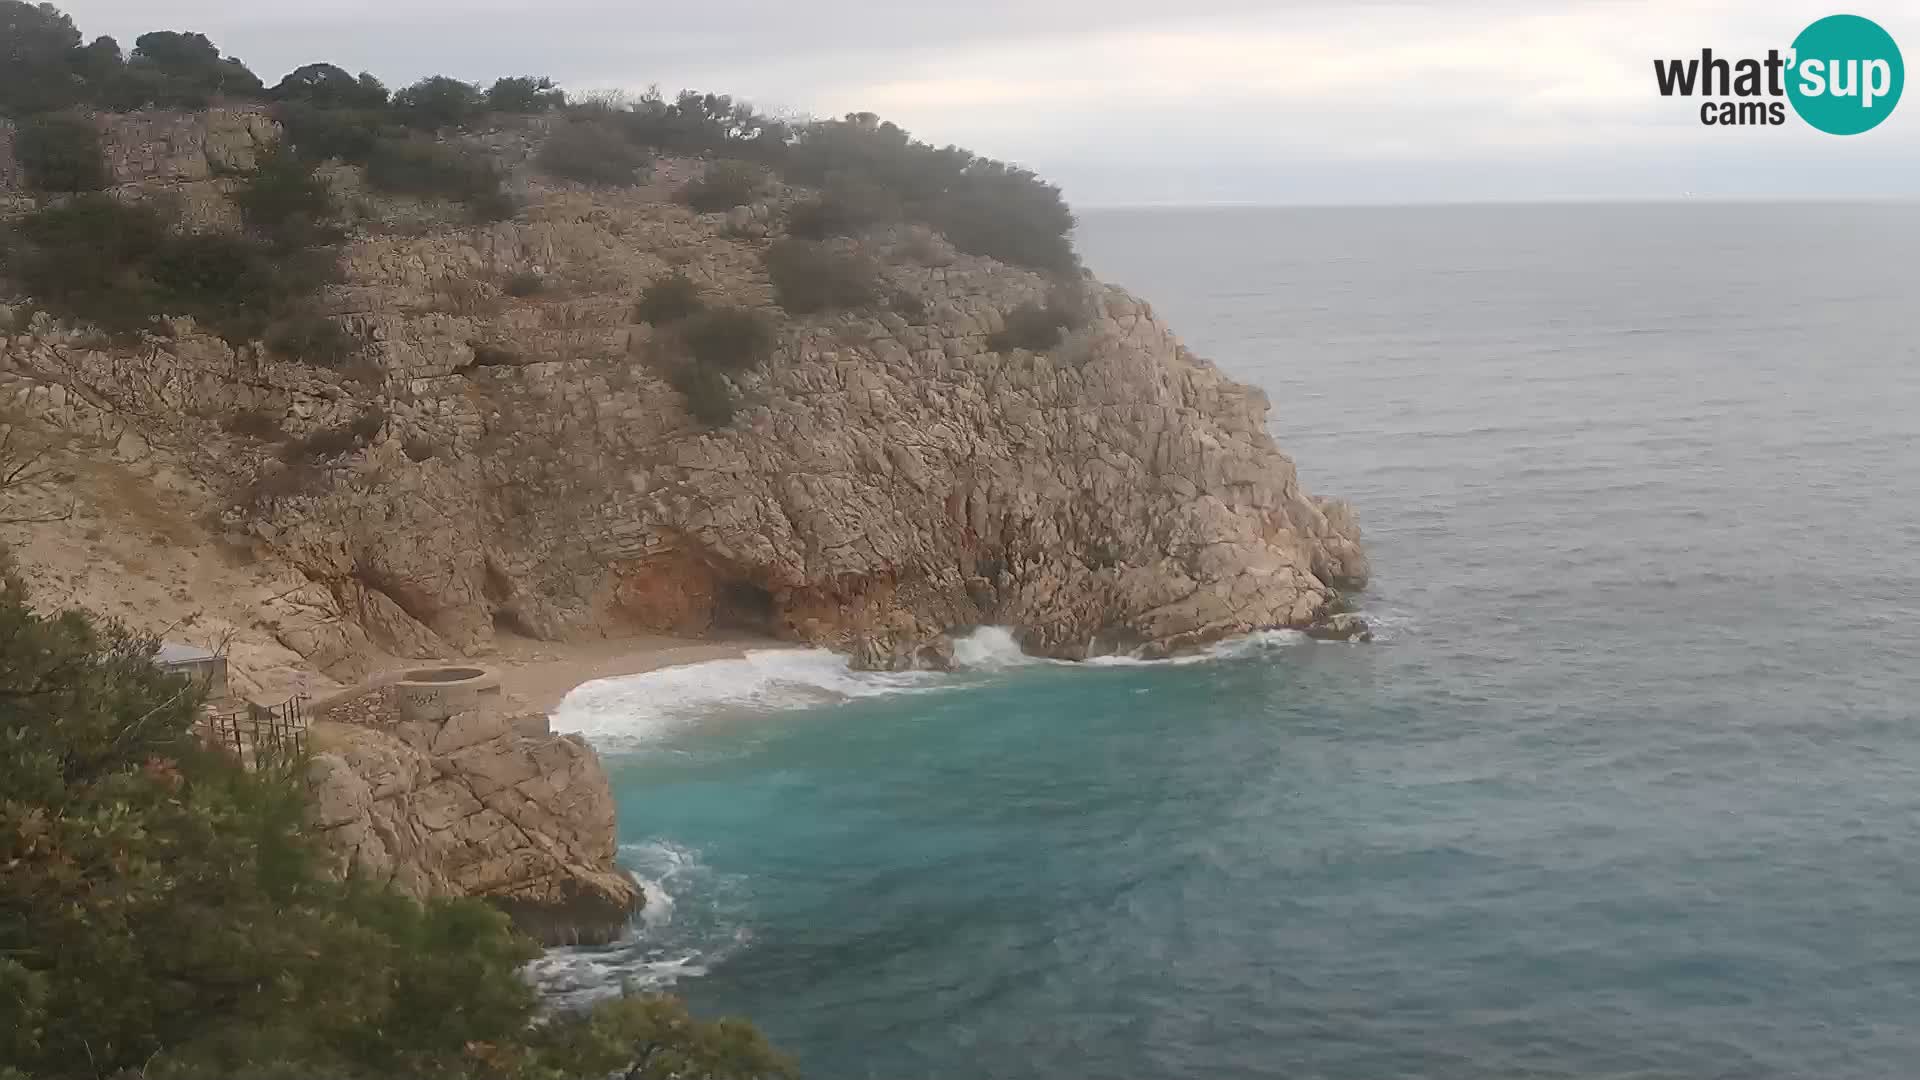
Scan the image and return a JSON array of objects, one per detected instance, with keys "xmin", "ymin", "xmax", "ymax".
[
  {"xmin": 6, "ymin": 195, "xmax": 168, "ymax": 334},
  {"xmin": 270, "ymin": 63, "xmax": 388, "ymax": 109},
  {"xmin": 530, "ymin": 992, "xmax": 795, "ymax": 1079},
  {"xmin": 786, "ymin": 173, "xmax": 901, "ymax": 239},
  {"xmin": 264, "ymin": 310, "xmax": 358, "ymax": 367},
  {"xmin": 272, "ymin": 102, "xmax": 389, "ymax": 162},
  {"xmin": 988, "ymin": 288, "xmax": 1088, "ymax": 353},
  {"xmin": 391, "ymin": 75, "xmax": 482, "ymax": 130},
  {"xmin": 220, "ymin": 408, "xmax": 286, "ymax": 440},
  {"xmin": 934, "ymin": 160, "xmax": 1079, "ymax": 273},
  {"xmin": 125, "ymin": 30, "xmax": 265, "ymax": 107},
  {"xmin": 634, "ymin": 271, "xmax": 703, "ymax": 325},
  {"xmin": 765, "ymin": 238, "xmax": 878, "ymax": 314},
  {"xmin": 537, "ymin": 120, "xmax": 651, "ymax": 187},
  {"xmin": 682, "ymin": 306, "xmax": 774, "ymax": 372},
  {"xmin": 621, "ymin": 89, "xmax": 790, "ymax": 161},
  {"xmin": 890, "ymin": 288, "xmax": 926, "ymax": 319},
  {"xmin": 145, "ymin": 230, "xmax": 280, "ymax": 340},
  {"xmin": 0, "ymin": 2, "xmax": 87, "ymax": 115},
  {"xmin": 15, "ymin": 112, "xmax": 108, "ymax": 193},
  {"xmin": 503, "ymin": 269, "xmax": 545, "ymax": 297},
  {"xmin": 4, "ymin": 191, "xmax": 338, "ymax": 344},
  {"xmin": 668, "ymin": 364, "xmax": 738, "ymax": 428},
  {"xmin": 680, "ymin": 159, "xmax": 765, "ymax": 213},
  {"xmin": 234, "ymin": 144, "xmax": 341, "ymax": 250},
  {"xmin": 484, "ymin": 75, "xmax": 563, "ymax": 113},
  {"xmin": 988, "ymin": 302, "xmax": 1064, "ymax": 352},
  {"xmin": 787, "ymin": 114, "xmax": 1077, "ymax": 272},
  {"xmin": 363, "ymin": 136, "xmax": 506, "ymax": 207}
]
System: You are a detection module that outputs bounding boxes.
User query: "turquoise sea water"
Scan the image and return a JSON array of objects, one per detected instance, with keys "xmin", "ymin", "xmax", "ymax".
[{"xmin": 539, "ymin": 204, "xmax": 1920, "ymax": 1079}]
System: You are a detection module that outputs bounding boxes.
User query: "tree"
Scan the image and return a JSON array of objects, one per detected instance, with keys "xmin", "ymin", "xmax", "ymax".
[
  {"xmin": 393, "ymin": 75, "xmax": 483, "ymax": 130},
  {"xmin": 485, "ymin": 75, "xmax": 564, "ymax": 113},
  {"xmin": 69, "ymin": 34, "xmax": 123, "ymax": 87},
  {"xmin": 0, "ymin": 414, "xmax": 70, "ymax": 524},
  {"xmin": 0, "ymin": 559, "xmax": 794, "ymax": 1079},
  {"xmin": 128, "ymin": 30, "xmax": 265, "ymax": 104},
  {"xmin": 272, "ymin": 62, "xmax": 388, "ymax": 109},
  {"xmin": 0, "ymin": 1, "xmax": 83, "ymax": 115}
]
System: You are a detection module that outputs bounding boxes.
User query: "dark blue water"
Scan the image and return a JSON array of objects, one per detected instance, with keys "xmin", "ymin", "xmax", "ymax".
[{"xmin": 544, "ymin": 203, "xmax": 1920, "ymax": 1079}]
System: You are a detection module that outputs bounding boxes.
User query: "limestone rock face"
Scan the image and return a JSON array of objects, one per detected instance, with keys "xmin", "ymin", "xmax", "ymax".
[
  {"xmin": 0, "ymin": 111, "xmax": 1368, "ymax": 672},
  {"xmin": 303, "ymin": 709, "xmax": 641, "ymax": 945}
]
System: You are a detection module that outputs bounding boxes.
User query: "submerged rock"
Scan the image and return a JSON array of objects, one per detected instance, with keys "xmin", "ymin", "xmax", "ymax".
[{"xmin": 1306, "ymin": 613, "xmax": 1374, "ymax": 643}]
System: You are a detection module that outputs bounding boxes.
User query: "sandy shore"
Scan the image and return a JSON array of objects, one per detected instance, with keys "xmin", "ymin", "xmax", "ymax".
[{"xmin": 484, "ymin": 631, "xmax": 779, "ymax": 714}]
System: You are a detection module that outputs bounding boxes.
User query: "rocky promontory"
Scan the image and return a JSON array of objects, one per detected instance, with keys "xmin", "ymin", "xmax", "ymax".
[
  {"xmin": 1, "ymin": 103, "xmax": 1364, "ymax": 935},
  {"xmin": 303, "ymin": 686, "xmax": 640, "ymax": 945},
  {"xmin": 1, "ymin": 107, "xmax": 1365, "ymax": 675}
]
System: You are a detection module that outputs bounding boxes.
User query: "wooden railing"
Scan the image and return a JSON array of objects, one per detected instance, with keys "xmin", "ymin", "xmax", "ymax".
[{"xmin": 198, "ymin": 695, "xmax": 308, "ymax": 768}]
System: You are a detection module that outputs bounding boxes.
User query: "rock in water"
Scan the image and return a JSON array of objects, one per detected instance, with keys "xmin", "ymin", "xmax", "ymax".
[
  {"xmin": 303, "ymin": 707, "xmax": 641, "ymax": 944},
  {"xmin": 1306, "ymin": 613, "xmax": 1374, "ymax": 643}
]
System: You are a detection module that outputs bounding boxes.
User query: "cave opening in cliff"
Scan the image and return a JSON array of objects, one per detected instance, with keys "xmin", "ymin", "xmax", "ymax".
[{"xmin": 713, "ymin": 580, "xmax": 776, "ymax": 634}]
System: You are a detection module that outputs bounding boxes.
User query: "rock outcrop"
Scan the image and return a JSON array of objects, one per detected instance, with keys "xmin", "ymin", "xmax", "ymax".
[
  {"xmin": 303, "ymin": 691, "xmax": 640, "ymax": 945},
  {"xmin": 0, "ymin": 108, "xmax": 1367, "ymax": 675}
]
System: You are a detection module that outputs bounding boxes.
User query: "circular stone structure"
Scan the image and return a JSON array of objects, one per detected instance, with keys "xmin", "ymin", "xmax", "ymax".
[{"xmin": 391, "ymin": 665, "xmax": 502, "ymax": 724}]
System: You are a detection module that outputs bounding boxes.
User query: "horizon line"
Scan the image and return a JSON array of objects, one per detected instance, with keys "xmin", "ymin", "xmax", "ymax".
[{"xmin": 1074, "ymin": 194, "xmax": 1920, "ymax": 211}]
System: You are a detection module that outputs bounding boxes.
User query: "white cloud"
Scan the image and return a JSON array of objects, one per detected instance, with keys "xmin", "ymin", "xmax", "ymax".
[{"xmin": 51, "ymin": 0, "xmax": 1920, "ymax": 204}]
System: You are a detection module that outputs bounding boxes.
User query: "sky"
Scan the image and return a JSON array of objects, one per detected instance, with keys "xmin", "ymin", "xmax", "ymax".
[{"xmin": 51, "ymin": 0, "xmax": 1920, "ymax": 206}]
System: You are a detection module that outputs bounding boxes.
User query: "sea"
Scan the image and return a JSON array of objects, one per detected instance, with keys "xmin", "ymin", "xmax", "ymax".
[{"xmin": 533, "ymin": 203, "xmax": 1920, "ymax": 1079}]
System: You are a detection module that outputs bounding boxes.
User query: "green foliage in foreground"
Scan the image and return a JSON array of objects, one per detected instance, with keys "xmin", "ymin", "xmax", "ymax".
[{"xmin": 0, "ymin": 554, "xmax": 794, "ymax": 1080}]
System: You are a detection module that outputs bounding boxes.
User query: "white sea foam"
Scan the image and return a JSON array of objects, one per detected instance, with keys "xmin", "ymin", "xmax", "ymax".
[
  {"xmin": 553, "ymin": 624, "xmax": 1332, "ymax": 746},
  {"xmin": 948, "ymin": 625, "xmax": 1040, "ymax": 670},
  {"xmin": 552, "ymin": 647, "xmax": 944, "ymax": 746},
  {"xmin": 526, "ymin": 840, "xmax": 743, "ymax": 1005},
  {"xmin": 1083, "ymin": 628, "xmax": 1309, "ymax": 666}
]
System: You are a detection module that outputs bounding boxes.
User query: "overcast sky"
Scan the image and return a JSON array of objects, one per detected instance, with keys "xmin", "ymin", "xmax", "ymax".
[{"xmin": 53, "ymin": 0, "xmax": 1920, "ymax": 206}]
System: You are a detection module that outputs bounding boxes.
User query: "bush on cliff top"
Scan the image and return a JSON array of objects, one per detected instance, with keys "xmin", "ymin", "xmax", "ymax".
[
  {"xmin": 0, "ymin": 553, "xmax": 795, "ymax": 1080},
  {"xmin": 785, "ymin": 114, "xmax": 1077, "ymax": 273}
]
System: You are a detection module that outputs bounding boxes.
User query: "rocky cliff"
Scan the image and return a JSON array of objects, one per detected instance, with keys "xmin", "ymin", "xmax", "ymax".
[
  {"xmin": 0, "ymin": 107, "xmax": 1367, "ymax": 678},
  {"xmin": 304, "ymin": 690, "xmax": 640, "ymax": 945}
]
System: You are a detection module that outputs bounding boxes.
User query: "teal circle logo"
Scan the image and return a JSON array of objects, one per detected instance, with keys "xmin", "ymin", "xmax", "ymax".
[{"xmin": 1787, "ymin": 14, "xmax": 1904, "ymax": 134}]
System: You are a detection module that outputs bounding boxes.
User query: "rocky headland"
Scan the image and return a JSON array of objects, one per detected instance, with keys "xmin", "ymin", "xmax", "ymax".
[{"xmin": 0, "ymin": 105, "xmax": 1366, "ymax": 938}]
